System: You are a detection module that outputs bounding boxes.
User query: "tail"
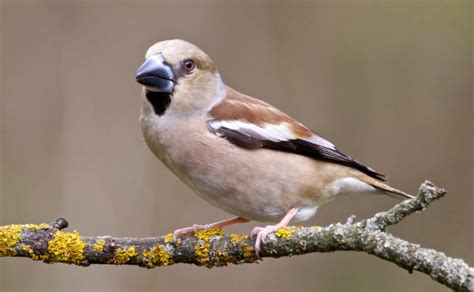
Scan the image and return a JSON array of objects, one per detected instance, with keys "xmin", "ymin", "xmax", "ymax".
[{"xmin": 359, "ymin": 176, "xmax": 415, "ymax": 200}]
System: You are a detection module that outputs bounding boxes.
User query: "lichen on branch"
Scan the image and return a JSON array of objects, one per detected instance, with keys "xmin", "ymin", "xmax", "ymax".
[{"xmin": 0, "ymin": 181, "xmax": 472, "ymax": 291}]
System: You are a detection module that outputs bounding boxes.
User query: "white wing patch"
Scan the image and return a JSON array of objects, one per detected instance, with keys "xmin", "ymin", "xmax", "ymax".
[
  {"xmin": 209, "ymin": 120, "xmax": 295, "ymax": 142},
  {"xmin": 306, "ymin": 135, "xmax": 335, "ymax": 150},
  {"xmin": 208, "ymin": 120, "xmax": 336, "ymax": 150}
]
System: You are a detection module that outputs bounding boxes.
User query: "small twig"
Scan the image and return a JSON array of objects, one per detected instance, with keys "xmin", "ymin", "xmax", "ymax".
[
  {"xmin": 370, "ymin": 181, "xmax": 445, "ymax": 230},
  {"xmin": 0, "ymin": 181, "xmax": 472, "ymax": 291}
]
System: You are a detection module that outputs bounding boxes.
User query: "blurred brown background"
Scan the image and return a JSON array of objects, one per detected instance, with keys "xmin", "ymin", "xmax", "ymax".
[{"xmin": 0, "ymin": 1, "xmax": 471, "ymax": 291}]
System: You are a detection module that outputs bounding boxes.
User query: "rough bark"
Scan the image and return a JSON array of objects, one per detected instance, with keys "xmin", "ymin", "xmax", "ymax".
[{"xmin": 0, "ymin": 181, "xmax": 472, "ymax": 291}]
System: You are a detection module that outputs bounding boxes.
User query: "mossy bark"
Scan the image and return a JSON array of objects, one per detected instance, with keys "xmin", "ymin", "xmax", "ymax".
[{"xmin": 0, "ymin": 181, "xmax": 472, "ymax": 291}]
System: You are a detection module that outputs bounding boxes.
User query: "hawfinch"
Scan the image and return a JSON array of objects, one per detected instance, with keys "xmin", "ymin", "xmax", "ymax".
[{"xmin": 135, "ymin": 39, "xmax": 413, "ymax": 255}]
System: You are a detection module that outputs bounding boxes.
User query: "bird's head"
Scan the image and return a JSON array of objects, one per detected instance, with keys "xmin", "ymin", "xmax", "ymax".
[{"xmin": 136, "ymin": 39, "xmax": 226, "ymax": 116}]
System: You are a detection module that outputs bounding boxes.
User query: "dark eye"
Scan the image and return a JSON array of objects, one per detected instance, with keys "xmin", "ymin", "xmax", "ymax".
[{"xmin": 183, "ymin": 59, "xmax": 196, "ymax": 72}]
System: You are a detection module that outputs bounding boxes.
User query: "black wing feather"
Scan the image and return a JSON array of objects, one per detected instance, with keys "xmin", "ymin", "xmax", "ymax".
[{"xmin": 213, "ymin": 126, "xmax": 386, "ymax": 181}]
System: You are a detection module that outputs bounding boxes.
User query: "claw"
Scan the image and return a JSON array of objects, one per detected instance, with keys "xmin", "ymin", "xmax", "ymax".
[
  {"xmin": 172, "ymin": 224, "xmax": 209, "ymax": 240},
  {"xmin": 251, "ymin": 225, "xmax": 280, "ymax": 257},
  {"xmin": 249, "ymin": 208, "xmax": 299, "ymax": 257},
  {"xmin": 250, "ymin": 226, "xmax": 263, "ymax": 238},
  {"xmin": 172, "ymin": 226, "xmax": 196, "ymax": 241},
  {"xmin": 172, "ymin": 217, "xmax": 249, "ymax": 241}
]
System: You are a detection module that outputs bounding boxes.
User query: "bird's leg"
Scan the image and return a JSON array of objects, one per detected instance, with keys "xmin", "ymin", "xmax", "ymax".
[
  {"xmin": 250, "ymin": 208, "xmax": 299, "ymax": 257},
  {"xmin": 173, "ymin": 217, "xmax": 249, "ymax": 240}
]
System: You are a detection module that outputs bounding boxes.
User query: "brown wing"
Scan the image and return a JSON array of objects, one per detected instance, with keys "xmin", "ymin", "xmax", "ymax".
[{"xmin": 208, "ymin": 87, "xmax": 386, "ymax": 181}]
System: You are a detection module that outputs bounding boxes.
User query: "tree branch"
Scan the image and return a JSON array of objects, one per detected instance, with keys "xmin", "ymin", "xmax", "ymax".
[{"xmin": 0, "ymin": 181, "xmax": 472, "ymax": 291}]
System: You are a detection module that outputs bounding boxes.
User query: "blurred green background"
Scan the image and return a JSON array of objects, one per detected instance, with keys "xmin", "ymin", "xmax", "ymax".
[{"xmin": 0, "ymin": 0, "xmax": 471, "ymax": 291}]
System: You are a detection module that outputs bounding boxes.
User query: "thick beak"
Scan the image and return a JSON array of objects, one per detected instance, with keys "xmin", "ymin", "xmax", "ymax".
[{"xmin": 135, "ymin": 54, "xmax": 175, "ymax": 93}]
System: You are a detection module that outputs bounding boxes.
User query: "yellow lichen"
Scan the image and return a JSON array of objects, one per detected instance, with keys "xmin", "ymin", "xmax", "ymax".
[
  {"xmin": 192, "ymin": 227, "xmax": 224, "ymax": 267},
  {"xmin": 25, "ymin": 223, "xmax": 49, "ymax": 230},
  {"xmin": 230, "ymin": 234, "xmax": 248, "ymax": 244},
  {"xmin": 112, "ymin": 246, "xmax": 137, "ymax": 264},
  {"xmin": 20, "ymin": 244, "xmax": 33, "ymax": 254},
  {"xmin": 195, "ymin": 227, "xmax": 224, "ymax": 241},
  {"xmin": 0, "ymin": 224, "xmax": 23, "ymax": 257},
  {"xmin": 143, "ymin": 244, "xmax": 171, "ymax": 267},
  {"xmin": 47, "ymin": 230, "xmax": 86, "ymax": 264},
  {"xmin": 215, "ymin": 247, "xmax": 236, "ymax": 265},
  {"xmin": 275, "ymin": 227, "xmax": 293, "ymax": 238},
  {"xmin": 93, "ymin": 240, "xmax": 105, "ymax": 253},
  {"xmin": 164, "ymin": 233, "xmax": 173, "ymax": 244},
  {"xmin": 241, "ymin": 243, "xmax": 256, "ymax": 260},
  {"xmin": 194, "ymin": 241, "xmax": 211, "ymax": 267}
]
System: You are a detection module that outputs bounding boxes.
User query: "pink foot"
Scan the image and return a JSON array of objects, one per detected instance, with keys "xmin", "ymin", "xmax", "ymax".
[
  {"xmin": 173, "ymin": 224, "xmax": 209, "ymax": 240},
  {"xmin": 249, "ymin": 208, "xmax": 299, "ymax": 257},
  {"xmin": 172, "ymin": 217, "xmax": 248, "ymax": 241},
  {"xmin": 250, "ymin": 225, "xmax": 281, "ymax": 257}
]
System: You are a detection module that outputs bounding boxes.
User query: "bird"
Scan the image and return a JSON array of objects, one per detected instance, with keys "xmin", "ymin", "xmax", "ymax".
[{"xmin": 135, "ymin": 39, "xmax": 413, "ymax": 256}]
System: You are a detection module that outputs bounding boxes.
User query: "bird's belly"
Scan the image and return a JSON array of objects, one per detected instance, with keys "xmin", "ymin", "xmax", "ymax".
[
  {"xmin": 166, "ymin": 162, "xmax": 319, "ymax": 223},
  {"xmin": 158, "ymin": 141, "xmax": 334, "ymax": 223}
]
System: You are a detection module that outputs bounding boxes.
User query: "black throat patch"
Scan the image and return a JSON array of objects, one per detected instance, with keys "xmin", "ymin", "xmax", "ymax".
[{"xmin": 145, "ymin": 90, "xmax": 171, "ymax": 116}]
